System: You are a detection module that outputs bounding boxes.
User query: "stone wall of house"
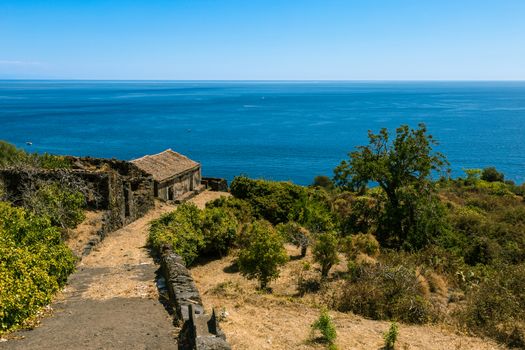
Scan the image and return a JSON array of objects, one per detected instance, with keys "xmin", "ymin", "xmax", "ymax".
[
  {"xmin": 157, "ymin": 166, "xmax": 202, "ymax": 202},
  {"xmin": 160, "ymin": 246, "xmax": 231, "ymax": 350}
]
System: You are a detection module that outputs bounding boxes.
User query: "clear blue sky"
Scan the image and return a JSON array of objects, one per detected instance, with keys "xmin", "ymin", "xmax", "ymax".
[{"xmin": 1, "ymin": 0, "xmax": 524, "ymax": 80}]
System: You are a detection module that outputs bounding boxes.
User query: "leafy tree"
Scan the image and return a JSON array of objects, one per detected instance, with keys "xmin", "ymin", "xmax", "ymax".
[
  {"xmin": 237, "ymin": 220, "xmax": 288, "ymax": 290},
  {"xmin": 312, "ymin": 231, "xmax": 339, "ymax": 278},
  {"xmin": 276, "ymin": 221, "xmax": 310, "ymax": 257},
  {"xmin": 294, "ymin": 196, "xmax": 336, "ymax": 233},
  {"xmin": 333, "ymin": 124, "xmax": 448, "ymax": 248},
  {"xmin": 481, "ymin": 166, "xmax": 504, "ymax": 183}
]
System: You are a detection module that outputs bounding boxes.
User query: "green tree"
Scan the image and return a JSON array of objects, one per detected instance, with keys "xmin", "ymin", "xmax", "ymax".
[
  {"xmin": 333, "ymin": 124, "xmax": 448, "ymax": 248},
  {"xmin": 312, "ymin": 231, "xmax": 339, "ymax": 278},
  {"xmin": 237, "ymin": 220, "xmax": 288, "ymax": 290},
  {"xmin": 276, "ymin": 221, "xmax": 310, "ymax": 257}
]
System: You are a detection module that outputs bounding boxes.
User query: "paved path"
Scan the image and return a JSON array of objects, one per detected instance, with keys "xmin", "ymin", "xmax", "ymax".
[{"xmin": 1, "ymin": 191, "xmax": 228, "ymax": 350}]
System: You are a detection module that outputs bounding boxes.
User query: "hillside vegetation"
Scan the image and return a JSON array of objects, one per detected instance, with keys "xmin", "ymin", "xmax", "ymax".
[
  {"xmin": 0, "ymin": 141, "xmax": 84, "ymax": 333},
  {"xmin": 149, "ymin": 125, "xmax": 525, "ymax": 349}
]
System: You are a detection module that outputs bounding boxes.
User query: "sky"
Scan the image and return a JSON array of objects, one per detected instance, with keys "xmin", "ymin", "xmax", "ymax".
[{"xmin": 1, "ymin": 0, "xmax": 525, "ymax": 80}]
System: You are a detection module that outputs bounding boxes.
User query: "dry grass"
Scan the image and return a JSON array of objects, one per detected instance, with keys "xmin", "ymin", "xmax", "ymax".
[{"xmin": 191, "ymin": 246, "xmax": 507, "ymax": 350}]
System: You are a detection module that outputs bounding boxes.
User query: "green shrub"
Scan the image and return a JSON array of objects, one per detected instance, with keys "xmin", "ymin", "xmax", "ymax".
[
  {"xmin": 312, "ymin": 231, "xmax": 339, "ymax": 278},
  {"xmin": 383, "ymin": 321, "xmax": 399, "ymax": 350},
  {"xmin": 237, "ymin": 220, "xmax": 288, "ymax": 290},
  {"xmin": 311, "ymin": 175, "xmax": 334, "ymax": 190},
  {"xmin": 148, "ymin": 203, "xmax": 204, "ymax": 265},
  {"xmin": 230, "ymin": 176, "xmax": 307, "ymax": 225},
  {"xmin": 0, "ymin": 202, "xmax": 75, "ymax": 333},
  {"xmin": 481, "ymin": 167, "xmax": 504, "ymax": 183},
  {"xmin": 0, "ymin": 141, "xmax": 71, "ymax": 169},
  {"xmin": 205, "ymin": 196, "xmax": 254, "ymax": 223},
  {"xmin": 294, "ymin": 196, "xmax": 336, "ymax": 233},
  {"xmin": 311, "ymin": 308, "xmax": 337, "ymax": 348},
  {"xmin": 201, "ymin": 207, "xmax": 239, "ymax": 257}
]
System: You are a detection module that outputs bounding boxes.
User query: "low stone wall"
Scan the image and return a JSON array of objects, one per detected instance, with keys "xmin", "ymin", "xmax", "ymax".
[
  {"xmin": 201, "ymin": 177, "xmax": 228, "ymax": 192},
  {"xmin": 160, "ymin": 246, "xmax": 231, "ymax": 350}
]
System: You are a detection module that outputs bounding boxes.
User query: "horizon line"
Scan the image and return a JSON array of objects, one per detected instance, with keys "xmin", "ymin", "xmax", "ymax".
[{"xmin": 2, "ymin": 79, "xmax": 525, "ymax": 83}]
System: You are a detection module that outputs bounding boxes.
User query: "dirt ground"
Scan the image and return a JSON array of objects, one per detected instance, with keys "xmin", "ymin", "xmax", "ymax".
[
  {"xmin": 0, "ymin": 191, "xmax": 228, "ymax": 350},
  {"xmin": 65, "ymin": 210, "xmax": 104, "ymax": 257},
  {"xmin": 191, "ymin": 246, "xmax": 507, "ymax": 350}
]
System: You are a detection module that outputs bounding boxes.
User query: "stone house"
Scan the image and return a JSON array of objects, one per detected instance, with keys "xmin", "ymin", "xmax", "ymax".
[{"xmin": 131, "ymin": 149, "xmax": 202, "ymax": 201}]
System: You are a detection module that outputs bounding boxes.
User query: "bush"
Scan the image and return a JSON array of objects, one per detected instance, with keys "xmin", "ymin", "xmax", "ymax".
[
  {"xmin": 312, "ymin": 231, "xmax": 339, "ymax": 278},
  {"xmin": 23, "ymin": 182, "xmax": 85, "ymax": 229},
  {"xmin": 311, "ymin": 175, "xmax": 334, "ymax": 190},
  {"xmin": 230, "ymin": 176, "xmax": 307, "ymax": 224},
  {"xmin": 0, "ymin": 141, "xmax": 71, "ymax": 169},
  {"xmin": 336, "ymin": 263, "xmax": 436, "ymax": 324},
  {"xmin": 237, "ymin": 220, "xmax": 288, "ymax": 290},
  {"xmin": 459, "ymin": 264, "xmax": 525, "ymax": 347},
  {"xmin": 311, "ymin": 308, "xmax": 337, "ymax": 348},
  {"xmin": 481, "ymin": 167, "xmax": 504, "ymax": 183},
  {"xmin": 149, "ymin": 203, "xmax": 204, "ymax": 265},
  {"xmin": 0, "ymin": 202, "xmax": 76, "ymax": 332},
  {"xmin": 205, "ymin": 196, "xmax": 254, "ymax": 223},
  {"xmin": 0, "ymin": 141, "xmax": 27, "ymax": 167},
  {"xmin": 201, "ymin": 207, "xmax": 239, "ymax": 257},
  {"xmin": 343, "ymin": 233, "xmax": 380, "ymax": 260}
]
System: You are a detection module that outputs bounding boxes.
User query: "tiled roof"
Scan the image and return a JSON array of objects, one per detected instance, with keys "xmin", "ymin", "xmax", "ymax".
[{"xmin": 131, "ymin": 149, "xmax": 199, "ymax": 182}]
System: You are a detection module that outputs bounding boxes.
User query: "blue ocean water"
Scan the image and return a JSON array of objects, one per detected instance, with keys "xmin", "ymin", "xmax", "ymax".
[{"xmin": 1, "ymin": 80, "xmax": 524, "ymax": 185}]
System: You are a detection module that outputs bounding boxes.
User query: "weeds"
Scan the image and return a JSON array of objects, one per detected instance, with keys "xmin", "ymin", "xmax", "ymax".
[
  {"xmin": 311, "ymin": 308, "xmax": 337, "ymax": 349},
  {"xmin": 383, "ymin": 321, "xmax": 399, "ymax": 350}
]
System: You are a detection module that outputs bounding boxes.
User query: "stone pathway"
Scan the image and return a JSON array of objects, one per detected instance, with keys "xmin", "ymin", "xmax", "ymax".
[{"xmin": 1, "ymin": 191, "xmax": 228, "ymax": 350}]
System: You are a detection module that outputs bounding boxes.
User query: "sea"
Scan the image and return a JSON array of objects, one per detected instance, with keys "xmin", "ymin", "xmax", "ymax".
[{"xmin": 1, "ymin": 80, "xmax": 524, "ymax": 185}]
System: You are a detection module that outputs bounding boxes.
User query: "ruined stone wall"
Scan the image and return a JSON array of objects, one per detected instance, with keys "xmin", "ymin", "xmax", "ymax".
[
  {"xmin": 0, "ymin": 168, "xmax": 111, "ymax": 209},
  {"xmin": 201, "ymin": 177, "xmax": 228, "ymax": 192},
  {"xmin": 160, "ymin": 246, "xmax": 231, "ymax": 350},
  {"xmin": 0, "ymin": 156, "xmax": 154, "ymax": 250}
]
